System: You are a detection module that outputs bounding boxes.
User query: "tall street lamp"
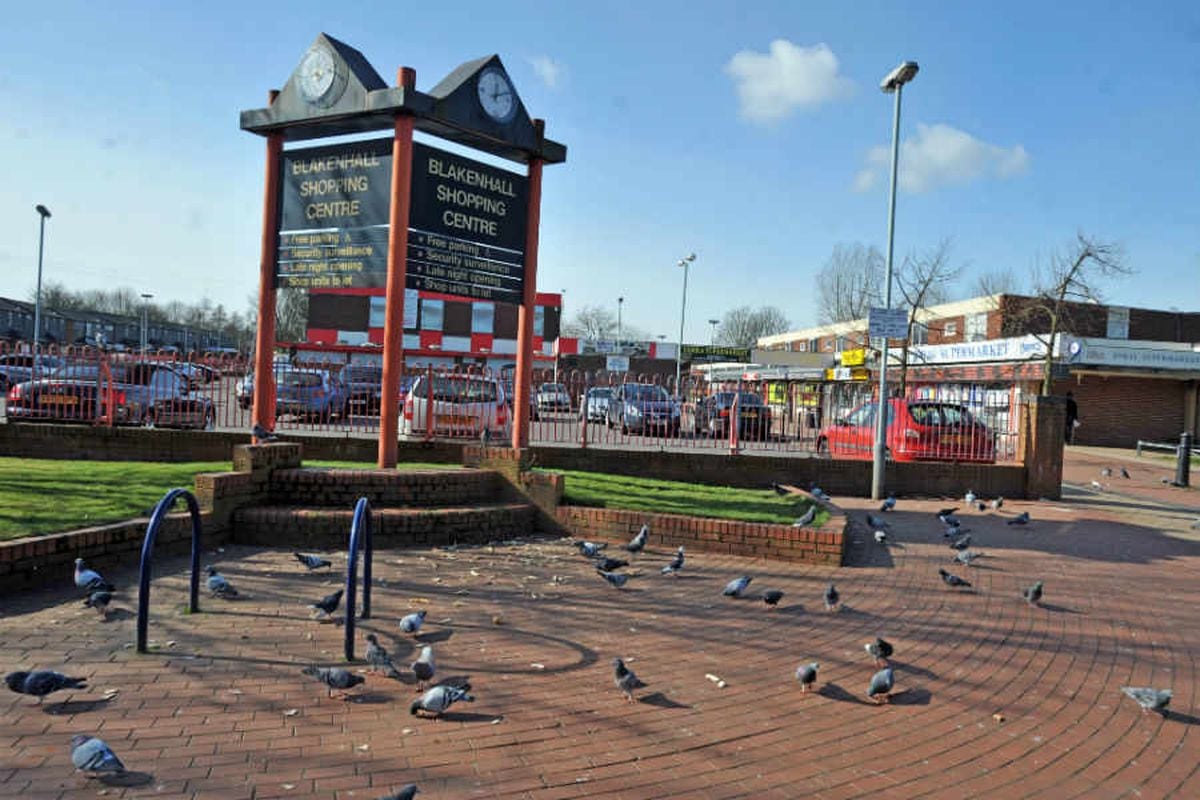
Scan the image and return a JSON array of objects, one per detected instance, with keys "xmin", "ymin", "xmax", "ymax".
[
  {"xmin": 871, "ymin": 60, "xmax": 919, "ymax": 501},
  {"xmin": 675, "ymin": 253, "xmax": 696, "ymax": 394},
  {"xmin": 708, "ymin": 318, "xmax": 719, "ymax": 346},
  {"xmin": 140, "ymin": 293, "xmax": 154, "ymax": 353},
  {"xmin": 617, "ymin": 297, "xmax": 624, "ymax": 353},
  {"xmin": 32, "ymin": 204, "xmax": 51, "ymax": 351}
]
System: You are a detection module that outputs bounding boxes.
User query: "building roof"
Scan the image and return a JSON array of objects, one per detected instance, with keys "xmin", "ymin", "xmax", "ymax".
[{"xmin": 758, "ymin": 294, "xmax": 1005, "ymax": 347}]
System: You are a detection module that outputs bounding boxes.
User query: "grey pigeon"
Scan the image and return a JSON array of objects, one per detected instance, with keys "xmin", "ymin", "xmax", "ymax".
[
  {"xmin": 661, "ymin": 546, "xmax": 685, "ymax": 575},
  {"xmin": 251, "ymin": 422, "xmax": 278, "ymax": 442},
  {"xmin": 410, "ymin": 683, "xmax": 474, "ymax": 717},
  {"xmin": 939, "ymin": 568, "xmax": 972, "ymax": 588},
  {"xmin": 205, "ymin": 566, "xmax": 239, "ymax": 598},
  {"xmin": 950, "ymin": 534, "xmax": 973, "ymax": 551},
  {"xmin": 1191, "ymin": 517, "xmax": 1200, "ymax": 530},
  {"xmin": 411, "ymin": 645, "xmax": 436, "ymax": 690},
  {"xmin": 378, "ymin": 786, "xmax": 419, "ymax": 800},
  {"xmin": 940, "ymin": 514, "xmax": 962, "ymax": 529},
  {"xmin": 1120, "ymin": 467, "xmax": 1131, "ymax": 479},
  {"xmin": 965, "ymin": 489, "xmax": 977, "ymax": 504},
  {"xmin": 625, "ymin": 524, "xmax": 649, "ymax": 553},
  {"xmin": 793, "ymin": 506, "xmax": 817, "ymax": 527},
  {"xmin": 1121, "ymin": 686, "xmax": 1171, "ymax": 716},
  {"xmin": 597, "ymin": 569, "xmax": 628, "ymax": 588},
  {"xmin": 294, "ymin": 552, "xmax": 332, "ymax": 570},
  {"xmin": 874, "ymin": 529, "xmax": 888, "ymax": 544},
  {"xmin": 954, "ymin": 549, "xmax": 983, "ymax": 567},
  {"xmin": 70, "ymin": 735, "xmax": 125, "ymax": 775},
  {"xmin": 723, "ymin": 576, "xmax": 752, "ymax": 597},
  {"xmin": 74, "ymin": 559, "xmax": 113, "ymax": 594},
  {"xmin": 5, "ymin": 670, "xmax": 87, "ymax": 704},
  {"xmin": 865, "ymin": 637, "xmax": 894, "ymax": 666},
  {"xmin": 936, "ymin": 507, "xmax": 959, "ymax": 518},
  {"xmin": 795, "ymin": 662, "xmax": 819, "ymax": 692},
  {"xmin": 1007, "ymin": 511, "xmax": 1031, "ymax": 525},
  {"xmin": 824, "ymin": 582, "xmax": 840, "ymax": 611},
  {"xmin": 1100, "ymin": 467, "xmax": 1112, "ymax": 478},
  {"xmin": 880, "ymin": 494, "xmax": 896, "ymax": 512},
  {"xmin": 83, "ymin": 590, "xmax": 113, "ymax": 618},
  {"xmin": 301, "ymin": 665, "xmax": 365, "ymax": 698},
  {"xmin": 399, "ymin": 610, "xmax": 427, "ymax": 636},
  {"xmin": 761, "ymin": 589, "xmax": 785, "ymax": 608},
  {"xmin": 810, "ymin": 484, "xmax": 830, "ymax": 502},
  {"xmin": 1022, "ymin": 580, "xmax": 1044, "ymax": 606},
  {"xmin": 1090, "ymin": 480, "xmax": 1104, "ymax": 491},
  {"xmin": 943, "ymin": 525, "xmax": 969, "ymax": 539},
  {"xmin": 612, "ymin": 657, "xmax": 645, "ymax": 702},
  {"xmin": 991, "ymin": 497, "xmax": 1004, "ymax": 511},
  {"xmin": 364, "ymin": 634, "xmax": 401, "ymax": 677},
  {"xmin": 310, "ymin": 589, "xmax": 344, "ymax": 618},
  {"xmin": 576, "ymin": 541, "xmax": 607, "ymax": 557},
  {"xmin": 868, "ymin": 666, "xmax": 895, "ymax": 704},
  {"xmin": 866, "ymin": 513, "xmax": 889, "ymax": 530},
  {"xmin": 594, "ymin": 556, "xmax": 629, "ymax": 572},
  {"xmin": 977, "ymin": 502, "xmax": 987, "ymax": 512}
]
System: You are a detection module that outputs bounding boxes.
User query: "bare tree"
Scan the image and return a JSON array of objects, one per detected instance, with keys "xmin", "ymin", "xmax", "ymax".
[
  {"xmin": 276, "ymin": 288, "xmax": 309, "ymax": 342},
  {"xmin": 894, "ymin": 239, "xmax": 963, "ymax": 393},
  {"xmin": 973, "ymin": 268, "xmax": 1020, "ymax": 297},
  {"xmin": 717, "ymin": 306, "xmax": 791, "ymax": 348},
  {"xmin": 563, "ymin": 304, "xmax": 617, "ymax": 341},
  {"xmin": 816, "ymin": 243, "xmax": 884, "ymax": 324}
]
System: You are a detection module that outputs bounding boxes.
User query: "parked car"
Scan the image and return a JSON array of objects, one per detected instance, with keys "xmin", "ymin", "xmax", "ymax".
[
  {"xmin": 274, "ymin": 368, "xmax": 347, "ymax": 421},
  {"xmin": 581, "ymin": 386, "xmax": 613, "ymax": 422},
  {"xmin": 235, "ymin": 370, "xmax": 255, "ymax": 409},
  {"xmin": 0, "ymin": 354, "xmax": 60, "ymax": 391},
  {"xmin": 342, "ymin": 364, "xmax": 385, "ymax": 414},
  {"xmin": 816, "ymin": 398, "xmax": 996, "ymax": 463},
  {"xmin": 401, "ymin": 374, "xmax": 508, "ymax": 438},
  {"xmin": 691, "ymin": 391, "xmax": 771, "ymax": 440},
  {"xmin": 535, "ymin": 382, "xmax": 571, "ymax": 415},
  {"xmin": 607, "ymin": 383, "xmax": 680, "ymax": 436}
]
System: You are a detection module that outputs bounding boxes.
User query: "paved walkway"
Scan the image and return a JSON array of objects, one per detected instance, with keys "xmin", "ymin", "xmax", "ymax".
[{"xmin": 4, "ymin": 488, "xmax": 1200, "ymax": 798}]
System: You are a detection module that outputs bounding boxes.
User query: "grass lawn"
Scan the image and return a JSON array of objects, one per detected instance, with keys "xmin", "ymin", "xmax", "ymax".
[{"xmin": 551, "ymin": 469, "xmax": 827, "ymax": 526}]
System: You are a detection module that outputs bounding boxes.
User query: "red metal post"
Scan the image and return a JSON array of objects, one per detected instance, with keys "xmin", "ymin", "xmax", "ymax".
[
  {"xmin": 378, "ymin": 67, "xmax": 417, "ymax": 468},
  {"xmin": 251, "ymin": 90, "xmax": 283, "ymax": 441},
  {"xmin": 511, "ymin": 121, "xmax": 545, "ymax": 451}
]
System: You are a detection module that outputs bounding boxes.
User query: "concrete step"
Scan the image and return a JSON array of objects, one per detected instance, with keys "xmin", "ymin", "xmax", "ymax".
[{"xmin": 267, "ymin": 467, "xmax": 505, "ymax": 508}]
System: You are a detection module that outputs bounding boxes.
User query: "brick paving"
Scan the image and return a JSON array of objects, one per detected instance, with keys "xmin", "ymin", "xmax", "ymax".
[{"xmin": 4, "ymin": 489, "xmax": 1200, "ymax": 798}]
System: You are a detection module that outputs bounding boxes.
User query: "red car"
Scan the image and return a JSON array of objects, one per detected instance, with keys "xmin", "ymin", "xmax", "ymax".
[{"xmin": 817, "ymin": 398, "xmax": 996, "ymax": 463}]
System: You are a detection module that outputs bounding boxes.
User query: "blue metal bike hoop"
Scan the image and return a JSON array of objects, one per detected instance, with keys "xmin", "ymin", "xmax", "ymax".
[
  {"xmin": 136, "ymin": 488, "xmax": 203, "ymax": 654},
  {"xmin": 343, "ymin": 496, "xmax": 373, "ymax": 661}
]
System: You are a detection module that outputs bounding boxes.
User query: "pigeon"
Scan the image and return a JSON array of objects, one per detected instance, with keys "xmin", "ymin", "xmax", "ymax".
[
  {"xmin": 480, "ymin": 426, "xmax": 490, "ymax": 447},
  {"xmin": 625, "ymin": 524, "xmax": 649, "ymax": 553},
  {"xmin": 205, "ymin": 566, "xmax": 239, "ymax": 598},
  {"xmin": 795, "ymin": 662, "xmax": 819, "ymax": 692},
  {"xmin": 1007, "ymin": 511, "xmax": 1031, "ymax": 526},
  {"xmin": 965, "ymin": 489, "xmax": 977, "ymax": 505},
  {"xmin": 1121, "ymin": 686, "xmax": 1172, "ymax": 716},
  {"xmin": 771, "ymin": 482, "xmax": 789, "ymax": 496},
  {"xmin": 865, "ymin": 637, "xmax": 894, "ymax": 666},
  {"xmin": 1120, "ymin": 467, "xmax": 1131, "ymax": 479},
  {"xmin": 874, "ymin": 530, "xmax": 888, "ymax": 544},
  {"xmin": 1090, "ymin": 480, "xmax": 1104, "ymax": 491},
  {"xmin": 868, "ymin": 667, "xmax": 895, "ymax": 704},
  {"xmin": 954, "ymin": 549, "xmax": 983, "ymax": 567},
  {"xmin": 1100, "ymin": 467, "xmax": 1112, "ymax": 478},
  {"xmin": 940, "ymin": 514, "xmax": 962, "ymax": 529},
  {"xmin": 301, "ymin": 665, "xmax": 365, "ymax": 699},
  {"xmin": 939, "ymin": 568, "xmax": 972, "ymax": 588},
  {"xmin": 597, "ymin": 569, "xmax": 628, "ymax": 588},
  {"xmin": 824, "ymin": 582, "xmax": 840, "ymax": 611},
  {"xmin": 761, "ymin": 589, "xmax": 785, "ymax": 608},
  {"xmin": 866, "ymin": 513, "xmax": 889, "ymax": 530},
  {"xmin": 810, "ymin": 484, "xmax": 830, "ymax": 502},
  {"xmin": 661, "ymin": 546, "xmax": 685, "ymax": 575},
  {"xmin": 950, "ymin": 534, "xmax": 973, "ymax": 551},
  {"xmin": 399, "ymin": 610, "xmax": 427, "ymax": 636},
  {"xmin": 880, "ymin": 494, "xmax": 896, "ymax": 512},
  {"xmin": 991, "ymin": 497, "xmax": 1004, "ymax": 511},
  {"xmin": 594, "ymin": 556, "xmax": 629, "ymax": 572},
  {"xmin": 411, "ymin": 645, "xmax": 436, "ymax": 690},
  {"xmin": 410, "ymin": 683, "xmax": 474, "ymax": 717},
  {"xmin": 612, "ymin": 657, "xmax": 645, "ymax": 702},
  {"xmin": 793, "ymin": 506, "xmax": 817, "ymax": 527},
  {"xmin": 936, "ymin": 507, "xmax": 959, "ymax": 519},
  {"xmin": 723, "ymin": 576, "xmax": 752, "ymax": 597},
  {"xmin": 943, "ymin": 525, "xmax": 969, "ymax": 539},
  {"xmin": 294, "ymin": 552, "xmax": 332, "ymax": 570},
  {"xmin": 378, "ymin": 786, "xmax": 420, "ymax": 800},
  {"xmin": 977, "ymin": 502, "xmax": 987, "ymax": 512},
  {"xmin": 364, "ymin": 634, "xmax": 401, "ymax": 678},
  {"xmin": 83, "ymin": 590, "xmax": 113, "ymax": 618},
  {"xmin": 576, "ymin": 541, "xmax": 607, "ymax": 557},
  {"xmin": 251, "ymin": 422, "xmax": 278, "ymax": 442},
  {"xmin": 1191, "ymin": 518, "xmax": 1200, "ymax": 530},
  {"xmin": 70, "ymin": 735, "xmax": 125, "ymax": 776},
  {"xmin": 5, "ymin": 670, "xmax": 88, "ymax": 704},
  {"xmin": 310, "ymin": 589, "xmax": 344, "ymax": 618},
  {"xmin": 74, "ymin": 559, "xmax": 113, "ymax": 594},
  {"xmin": 1022, "ymin": 580, "xmax": 1044, "ymax": 606}
]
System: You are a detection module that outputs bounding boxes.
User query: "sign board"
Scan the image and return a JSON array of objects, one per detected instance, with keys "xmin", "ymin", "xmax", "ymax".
[
  {"xmin": 840, "ymin": 348, "xmax": 866, "ymax": 367},
  {"xmin": 868, "ymin": 307, "xmax": 909, "ymax": 340},
  {"xmin": 682, "ymin": 344, "xmax": 752, "ymax": 363},
  {"xmin": 1059, "ymin": 337, "xmax": 1200, "ymax": 370},
  {"xmin": 606, "ymin": 355, "xmax": 630, "ymax": 373}
]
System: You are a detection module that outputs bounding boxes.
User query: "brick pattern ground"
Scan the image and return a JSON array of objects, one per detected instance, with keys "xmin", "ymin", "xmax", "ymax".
[{"xmin": 3, "ymin": 491, "xmax": 1200, "ymax": 798}]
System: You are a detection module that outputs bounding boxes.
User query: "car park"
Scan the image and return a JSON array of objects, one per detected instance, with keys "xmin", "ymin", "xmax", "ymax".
[
  {"xmin": 817, "ymin": 398, "xmax": 996, "ymax": 463},
  {"xmin": 606, "ymin": 382, "xmax": 680, "ymax": 436},
  {"xmin": 402, "ymin": 374, "xmax": 508, "ymax": 438},
  {"xmin": 690, "ymin": 390, "xmax": 770, "ymax": 440}
]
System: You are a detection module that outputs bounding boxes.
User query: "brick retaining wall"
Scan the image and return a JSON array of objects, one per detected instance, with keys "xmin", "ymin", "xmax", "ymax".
[{"xmin": 267, "ymin": 467, "xmax": 501, "ymax": 507}]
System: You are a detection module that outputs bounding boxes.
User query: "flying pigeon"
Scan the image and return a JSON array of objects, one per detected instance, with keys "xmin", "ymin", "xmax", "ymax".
[
  {"xmin": 576, "ymin": 541, "xmax": 607, "ymax": 557},
  {"xmin": 301, "ymin": 665, "xmax": 365, "ymax": 699},
  {"xmin": 251, "ymin": 422, "xmax": 278, "ymax": 442},
  {"xmin": 991, "ymin": 497, "xmax": 1004, "ymax": 511},
  {"xmin": 5, "ymin": 670, "xmax": 88, "ymax": 705},
  {"xmin": 771, "ymin": 482, "xmax": 789, "ymax": 496},
  {"xmin": 866, "ymin": 513, "xmax": 889, "ymax": 530},
  {"xmin": 1120, "ymin": 467, "xmax": 1131, "ymax": 479},
  {"xmin": 880, "ymin": 494, "xmax": 896, "ymax": 512},
  {"xmin": 625, "ymin": 524, "xmax": 649, "ymax": 553},
  {"xmin": 310, "ymin": 588, "xmax": 344, "ymax": 618},
  {"xmin": 379, "ymin": 786, "xmax": 420, "ymax": 800},
  {"xmin": 74, "ymin": 559, "xmax": 113, "ymax": 594},
  {"xmin": 874, "ymin": 530, "xmax": 888, "ymax": 544},
  {"xmin": 965, "ymin": 489, "xmax": 977, "ymax": 505},
  {"xmin": 761, "ymin": 589, "xmax": 785, "ymax": 609},
  {"xmin": 865, "ymin": 637, "xmax": 894, "ymax": 666},
  {"xmin": 824, "ymin": 582, "xmax": 840, "ymax": 611},
  {"xmin": 795, "ymin": 662, "xmax": 819, "ymax": 693},
  {"xmin": 954, "ymin": 549, "xmax": 984, "ymax": 567},
  {"xmin": 1007, "ymin": 512, "xmax": 1031, "ymax": 526},
  {"xmin": 939, "ymin": 568, "xmax": 972, "ymax": 588},
  {"xmin": 294, "ymin": 552, "xmax": 332, "ymax": 570},
  {"xmin": 1022, "ymin": 580, "xmax": 1044, "ymax": 606},
  {"xmin": 1121, "ymin": 686, "xmax": 1172, "ymax": 716},
  {"xmin": 661, "ymin": 546, "xmax": 685, "ymax": 575},
  {"xmin": 950, "ymin": 533, "xmax": 973, "ymax": 551},
  {"xmin": 723, "ymin": 576, "xmax": 752, "ymax": 597},
  {"xmin": 205, "ymin": 566, "xmax": 239, "ymax": 598},
  {"xmin": 399, "ymin": 610, "xmax": 427, "ymax": 636},
  {"xmin": 70, "ymin": 735, "xmax": 125, "ymax": 776},
  {"xmin": 793, "ymin": 506, "xmax": 817, "ymax": 527},
  {"xmin": 612, "ymin": 657, "xmax": 645, "ymax": 702},
  {"xmin": 364, "ymin": 634, "xmax": 401, "ymax": 678},
  {"xmin": 411, "ymin": 645, "xmax": 436, "ymax": 691},
  {"xmin": 1100, "ymin": 467, "xmax": 1112, "ymax": 478},
  {"xmin": 868, "ymin": 667, "xmax": 895, "ymax": 704},
  {"xmin": 597, "ymin": 569, "xmax": 628, "ymax": 588},
  {"xmin": 595, "ymin": 556, "xmax": 629, "ymax": 572},
  {"xmin": 410, "ymin": 683, "xmax": 474, "ymax": 717},
  {"xmin": 83, "ymin": 590, "xmax": 113, "ymax": 619}
]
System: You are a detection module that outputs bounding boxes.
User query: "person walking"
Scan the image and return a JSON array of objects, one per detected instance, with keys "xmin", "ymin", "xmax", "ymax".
[{"xmin": 1064, "ymin": 391, "xmax": 1079, "ymax": 444}]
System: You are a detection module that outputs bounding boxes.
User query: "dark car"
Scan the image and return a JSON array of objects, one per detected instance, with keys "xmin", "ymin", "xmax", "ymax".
[
  {"xmin": 691, "ymin": 391, "xmax": 771, "ymax": 440},
  {"xmin": 606, "ymin": 383, "xmax": 680, "ymax": 436},
  {"xmin": 817, "ymin": 398, "xmax": 996, "ymax": 463},
  {"xmin": 0, "ymin": 354, "xmax": 60, "ymax": 392}
]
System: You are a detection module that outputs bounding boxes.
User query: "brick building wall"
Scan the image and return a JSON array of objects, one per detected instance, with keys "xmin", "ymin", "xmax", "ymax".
[{"xmin": 1055, "ymin": 376, "xmax": 1186, "ymax": 447}]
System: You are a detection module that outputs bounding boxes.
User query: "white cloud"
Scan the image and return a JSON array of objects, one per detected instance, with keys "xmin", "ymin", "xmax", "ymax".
[
  {"xmin": 725, "ymin": 40, "xmax": 854, "ymax": 124},
  {"xmin": 855, "ymin": 123, "xmax": 1030, "ymax": 193},
  {"xmin": 528, "ymin": 55, "xmax": 564, "ymax": 90}
]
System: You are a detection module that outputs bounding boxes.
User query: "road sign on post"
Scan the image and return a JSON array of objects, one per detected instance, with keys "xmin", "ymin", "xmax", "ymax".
[{"xmin": 868, "ymin": 307, "xmax": 909, "ymax": 340}]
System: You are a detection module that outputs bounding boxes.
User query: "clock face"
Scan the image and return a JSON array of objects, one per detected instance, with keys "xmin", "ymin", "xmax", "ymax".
[
  {"xmin": 298, "ymin": 45, "xmax": 341, "ymax": 107},
  {"xmin": 477, "ymin": 68, "xmax": 517, "ymax": 123}
]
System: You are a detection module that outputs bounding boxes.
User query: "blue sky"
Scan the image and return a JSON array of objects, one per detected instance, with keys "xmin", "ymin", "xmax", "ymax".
[{"xmin": 2, "ymin": 1, "xmax": 1198, "ymax": 341}]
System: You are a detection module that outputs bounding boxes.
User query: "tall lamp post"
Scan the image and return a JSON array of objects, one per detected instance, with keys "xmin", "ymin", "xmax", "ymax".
[
  {"xmin": 708, "ymin": 318, "xmax": 719, "ymax": 346},
  {"xmin": 554, "ymin": 288, "xmax": 566, "ymax": 383},
  {"xmin": 871, "ymin": 60, "xmax": 919, "ymax": 501},
  {"xmin": 616, "ymin": 297, "xmax": 624, "ymax": 354},
  {"xmin": 140, "ymin": 293, "xmax": 154, "ymax": 353},
  {"xmin": 675, "ymin": 253, "xmax": 696, "ymax": 394},
  {"xmin": 32, "ymin": 204, "xmax": 51, "ymax": 351}
]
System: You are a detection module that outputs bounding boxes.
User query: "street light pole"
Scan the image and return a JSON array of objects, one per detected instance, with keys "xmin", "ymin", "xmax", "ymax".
[
  {"xmin": 708, "ymin": 318, "xmax": 719, "ymax": 346},
  {"xmin": 871, "ymin": 60, "xmax": 919, "ymax": 501},
  {"xmin": 617, "ymin": 297, "xmax": 624, "ymax": 354},
  {"xmin": 140, "ymin": 293, "xmax": 154, "ymax": 353},
  {"xmin": 554, "ymin": 288, "xmax": 565, "ymax": 383},
  {"xmin": 32, "ymin": 205, "xmax": 51, "ymax": 351},
  {"xmin": 675, "ymin": 253, "xmax": 696, "ymax": 395}
]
